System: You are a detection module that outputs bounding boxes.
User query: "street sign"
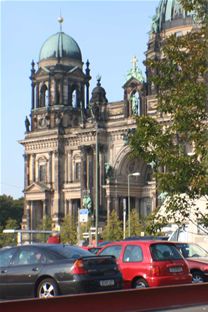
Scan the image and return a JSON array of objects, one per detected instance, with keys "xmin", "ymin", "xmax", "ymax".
[{"xmin": 79, "ymin": 209, "xmax": 89, "ymax": 223}]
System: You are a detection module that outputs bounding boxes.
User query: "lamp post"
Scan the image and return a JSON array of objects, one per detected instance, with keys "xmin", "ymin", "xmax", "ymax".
[
  {"xmin": 95, "ymin": 120, "xmax": 99, "ymax": 246},
  {"xmin": 90, "ymin": 101, "xmax": 100, "ymax": 247},
  {"xmin": 128, "ymin": 172, "xmax": 140, "ymax": 237}
]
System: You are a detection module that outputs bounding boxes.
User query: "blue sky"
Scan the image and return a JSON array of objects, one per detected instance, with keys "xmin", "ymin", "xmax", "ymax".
[{"xmin": 1, "ymin": 0, "xmax": 159, "ymax": 199}]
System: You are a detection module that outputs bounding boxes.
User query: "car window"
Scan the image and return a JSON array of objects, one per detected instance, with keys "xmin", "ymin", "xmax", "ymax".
[
  {"xmin": 123, "ymin": 245, "xmax": 143, "ymax": 262},
  {"xmin": 12, "ymin": 248, "xmax": 47, "ymax": 265},
  {"xmin": 0, "ymin": 248, "xmax": 17, "ymax": 266},
  {"xmin": 150, "ymin": 243, "xmax": 183, "ymax": 261},
  {"xmin": 177, "ymin": 243, "xmax": 208, "ymax": 258},
  {"xmin": 99, "ymin": 245, "xmax": 122, "ymax": 259},
  {"xmin": 12, "ymin": 249, "xmax": 31, "ymax": 265},
  {"xmin": 27, "ymin": 250, "xmax": 47, "ymax": 264}
]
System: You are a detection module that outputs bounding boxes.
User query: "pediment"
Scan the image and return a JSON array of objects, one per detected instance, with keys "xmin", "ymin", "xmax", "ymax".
[
  {"xmin": 25, "ymin": 182, "xmax": 51, "ymax": 194},
  {"xmin": 67, "ymin": 66, "xmax": 85, "ymax": 78},
  {"xmin": 123, "ymin": 77, "xmax": 142, "ymax": 89},
  {"xmin": 35, "ymin": 66, "xmax": 50, "ymax": 76}
]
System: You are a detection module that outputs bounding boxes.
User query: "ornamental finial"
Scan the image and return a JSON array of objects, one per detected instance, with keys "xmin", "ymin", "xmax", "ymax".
[{"xmin": 58, "ymin": 11, "xmax": 64, "ymax": 32}]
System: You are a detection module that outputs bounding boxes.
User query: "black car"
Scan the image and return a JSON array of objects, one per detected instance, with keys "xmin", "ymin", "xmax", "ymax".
[{"xmin": 0, "ymin": 244, "xmax": 123, "ymax": 299}]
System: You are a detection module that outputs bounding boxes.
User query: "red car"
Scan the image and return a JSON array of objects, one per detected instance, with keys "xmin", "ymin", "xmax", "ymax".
[
  {"xmin": 173, "ymin": 242, "xmax": 208, "ymax": 283},
  {"xmin": 97, "ymin": 240, "xmax": 192, "ymax": 288}
]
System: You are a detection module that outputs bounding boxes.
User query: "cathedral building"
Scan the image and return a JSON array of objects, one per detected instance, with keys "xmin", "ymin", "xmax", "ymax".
[{"xmin": 20, "ymin": 0, "xmax": 194, "ymax": 231}]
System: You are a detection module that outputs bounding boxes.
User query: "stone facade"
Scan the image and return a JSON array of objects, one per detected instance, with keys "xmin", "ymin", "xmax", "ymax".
[{"xmin": 20, "ymin": 1, "xmax": 195, "ymax": 231}]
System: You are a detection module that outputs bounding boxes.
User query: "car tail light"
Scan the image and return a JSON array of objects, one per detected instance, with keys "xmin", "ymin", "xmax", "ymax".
[
  {"xmin": 71, "ymin": 259, "xmax": 87, "ymax": 275},
  {"xmin": 150, "ymin": 265, "xmax": 160, "ymax": 276}
]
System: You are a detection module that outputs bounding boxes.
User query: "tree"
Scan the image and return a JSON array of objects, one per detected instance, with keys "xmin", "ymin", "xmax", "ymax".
[
  {"xmin": 36, "ymin": 215, "xmax": 52, "ymax": 242},
  {"xmin": 127, "ymin": 209, "xmax": 144, "ymax": 237},
  {"xmin": 129, "ymin": 1, "xmax": 208, "ymax": 228},
  {"xmin": 0, "ymin": 218, "xmax": 19, "ymax": 247},
  {"xmin": 0, "ymin": 195, "xmax": 24, "ymax": 227},
  {"xmin": 102, "ymin": 210, "xmax": 123, "ymax": 241},
  {"xmin": 60, "ymin": 215, "xmax": 77, "ymax": 245}
]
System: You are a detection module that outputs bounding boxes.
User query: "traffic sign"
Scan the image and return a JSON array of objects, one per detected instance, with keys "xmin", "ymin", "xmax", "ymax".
[{"xmin": 79, "ymin": 209, "xmax": 89, "ymax": 223}]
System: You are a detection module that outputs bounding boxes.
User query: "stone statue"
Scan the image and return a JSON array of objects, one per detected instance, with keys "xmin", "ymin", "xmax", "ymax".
[
  {"xmin": 91, "ymin": 102, "xmax": 100, "ymax": 121},
  {"xmin": 82, "ymin": 194, "xmax": 92, "ymax": 210},
  {"xmin": 25, "ymin": 116, "xmax": 30, "ymax": 132},
  {"xmin": 105, "ymin": 163, "xmax": 113, "ymax": 178},
  {"xmin": 131, "ymin": 94, "xmax": 138, "ymax": 115}
]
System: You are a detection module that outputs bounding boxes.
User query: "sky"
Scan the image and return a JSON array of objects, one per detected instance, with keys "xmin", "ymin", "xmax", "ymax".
[{"xmin": 1, "ymin": 0, "xmax": 159, "ymax": 199}]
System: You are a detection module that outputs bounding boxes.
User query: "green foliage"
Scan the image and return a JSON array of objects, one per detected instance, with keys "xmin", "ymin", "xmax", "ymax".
[
  {"xmin": 0, "ymin": 218, "xmax": 19, "ymax": 247},
  {"xmin": 37, "ymin": 215, "xmax": 52, "ymax": 231},
  {"xmin": 36, "ymin": 215, "xmax": 52, "ymax": 242},
  {"xmin": 127, "ymin": 209, "xmax": 144, "ymax": 236},
  {"xmin": 0, "ymin": 195, "xmax": 24, "ymax": 227},
  {"xmin": 102, "ymin": 210, "xmax": 123, "ymax": 241},
  {"xmin": 144, "ymin": 209, "xmax": 168, "ymax": 235},
  {"xmin": 0, "ymin": 195, "xmax": 24, "ymax": 247},
  {"xmin": 129, "ymin": 1, "xmax": 208, "ymax": 227},
  {"xmin": 60, "ymin": 214, "xmax": 77, "ymax": 245}
]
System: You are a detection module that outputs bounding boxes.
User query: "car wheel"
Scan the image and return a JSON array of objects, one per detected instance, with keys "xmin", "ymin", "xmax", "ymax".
[
  {"xmin": 192, "ymin": 271, "xmax": 205, "ymax": 283},
  {"xmin": 133, "ymin": 278, "xmax": 149, "ymax": 288},
  {"xmin": 37, "ymin": 278, "xmax": 59, "ymax": 298}
]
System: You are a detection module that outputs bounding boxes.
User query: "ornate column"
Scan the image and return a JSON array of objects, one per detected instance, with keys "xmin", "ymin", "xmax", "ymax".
[
  {"xmin": 48, "ymin": 75, "xmax": 51, "ymax": 106},
  {"xmin": 51, "ymin": 151, "xmax": 55, "ymax": 187},
  {"xmin": 31, "ymin": 82, "xmax": 35, "ymax": 110},
  {"xmin": 26, "ymin": 201, "xmax": 31, "ymax": 230},
  {"xmin": 80, "ymin": 146, "xmax": 87, "ymax": 191},
  {"xmin": 86, "ymin": 146, "xmax": 92, "ymax": 190},
  {"xmin": 54, "ymin": 79, "xmax": 57, "ymax": 105},
  {"xmin": 68, "ymin": 199, "xmax": 73, "ymax": 217},
  {"xmin": 67, "ymin": 80, "xmax": 72, "ymax": 106},
  {"xmin": 68, "ymin": 150, "xmax": 72, "ymax": 182},
  {"xmin": 106, "ymin": 196, "xmax": 111, "ymax": 224},
  {"xmin": 43, "ymin": 200, "xmax": 46, "ymax": 217},
  {"xmin": 23, "ymin": 154, "xmax": 29, "ymax": 188},
  {"xmin": 36, "ymin": 82, "xmax": 39, "ymax": 108},
  {"xmin": 60, "ymin": 78, "xmax": 63, "ymax": 105},
  {"xmin": 31, "ymin": 154, "xmax": 36, "ymax": 182},
  {"xmin": 48, "ymin": 151, "xmax": 52, "ymax": 185},
  {"xmin": 64, "ymin": 152, "xmax": 68, "ymax": 184}
]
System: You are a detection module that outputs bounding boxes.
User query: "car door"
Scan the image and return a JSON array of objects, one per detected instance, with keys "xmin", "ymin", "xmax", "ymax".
[
  {"xmin": 120, "ymin": 244, "xmax": 147, "ymax": 288},
  {"xmin": 4, "ymin": 246, "xmax": 45, "ymax": 299},
  {"xmin": 0, "ymin": 247, "xmax": 18, "ymax": 299}
]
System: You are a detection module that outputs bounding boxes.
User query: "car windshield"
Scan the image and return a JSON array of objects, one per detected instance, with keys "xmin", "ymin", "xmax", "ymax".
[
  {"xmin": 176, "ymin": 243, "xmax": 208, "ymax": 258},
  {"xmin": 150, "ymin": 243, "xmax": 183, "ymax": 261}
]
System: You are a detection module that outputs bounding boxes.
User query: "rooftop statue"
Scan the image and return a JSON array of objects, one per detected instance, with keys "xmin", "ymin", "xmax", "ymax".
[
  {"xmin": 25, "ymin": 116, "xmax": 30, "ymax": 132},
  {"xmin": 126, "ymin": 56, "xmax": 144, "ymax": 83}
]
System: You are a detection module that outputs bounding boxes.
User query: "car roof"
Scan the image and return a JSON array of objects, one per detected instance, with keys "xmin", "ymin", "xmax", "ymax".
[
  {"xmin": 124, "ymin": 236, "xmax": 168, "ymax": 241},
  {"xmin": 101, "ymin": 240, "xmax": 176, "ymax": 247}
]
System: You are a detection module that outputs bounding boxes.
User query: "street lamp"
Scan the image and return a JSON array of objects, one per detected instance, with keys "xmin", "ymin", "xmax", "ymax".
[
  {"xmin": 90, "ymin": 101, "xmax": 100, "ymax": 247},
  {"xmin": 95, "ymin": 120, "xmax": 99, "ymax": 246},
  {"xmin": 128, "ymin": 172, "xmax": 140, "ymax": 237}
]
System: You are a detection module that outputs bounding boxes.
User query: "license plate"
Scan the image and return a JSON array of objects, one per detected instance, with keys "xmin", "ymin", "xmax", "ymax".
[
  {"xmin": 100, "ymin": 279, "xmax": 115, "ymax": 287},
  {"xmin": 169, "ymin": 266, "xmax": 183, "ymax": 273}
]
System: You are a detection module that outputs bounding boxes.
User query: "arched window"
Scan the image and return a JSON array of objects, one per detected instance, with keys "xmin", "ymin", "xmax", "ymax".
[
  {"xmin": 38, "ymin": 157, "xmax": 47, "ymax": 183},
  {"xmin": 130, "ymin": 92, "xmax": 141, "ymax": 116},
  {"xmin": 75, "ymin": 162, "xmax": 81, "ymax": 181},
  {"xmin": 72, "ymin": 89, "xmax": 77, "ymax": 108},
  {"xmin": 40, "ymin": 84, "xmax": 48, "ymax": 107}
]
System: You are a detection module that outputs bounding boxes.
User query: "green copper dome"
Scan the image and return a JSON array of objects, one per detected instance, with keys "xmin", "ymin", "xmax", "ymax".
[
  {"xmin": 151, "ymin": 0, "xmax": 193, "ymax": 33},
  {"xmin": 39, "ymin": 32, "xmax": 82, "ymax": 61}
]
